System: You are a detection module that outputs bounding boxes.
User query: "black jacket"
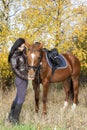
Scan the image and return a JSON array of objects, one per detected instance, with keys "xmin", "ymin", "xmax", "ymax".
[{"xmin": 10, "ymin": 50, "xmax": 28, "ymax": 80}]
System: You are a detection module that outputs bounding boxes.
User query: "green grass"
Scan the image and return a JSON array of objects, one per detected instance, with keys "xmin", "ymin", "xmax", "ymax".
[
  {"xmin": 0, "ymin": 119, "xmax": 67, "ymax": 130},
  {"xmin": 0, "ymin": 124, "xmax": 36, "ymax": 130},
  {"xmin": 0, "ymin": 83, "xmax": 87, "ymax": 130},
  {"xmin": 0, "ymin": 124, "xmax": 67, "ymax": 130}
]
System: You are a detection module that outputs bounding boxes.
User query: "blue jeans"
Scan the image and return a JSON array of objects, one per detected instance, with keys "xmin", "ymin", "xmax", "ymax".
[{"xmin": 14, "ymin": 77, "xmax": 28, "ymax": 104}]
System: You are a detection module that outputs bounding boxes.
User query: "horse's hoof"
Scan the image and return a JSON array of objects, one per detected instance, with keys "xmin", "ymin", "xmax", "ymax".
[
  {"xmin": 71, "ymin": 103, "xmax": 76, "ymax": 111},
  {"xmin": 63, "ymin": 101, "xmax": 68, "ymax": 109},
  {"xmin": 42, "ymin": 111, "xmax": 47, "ymax": 115},
  {"xmin": 35, "ymin": 110, "xmax": 38, "ymax": 113},
  {"xmin": 41, "ymin": 111, "xmax": 47, "ymax": 120},
  {"xmin": 77, "ymin": 100, "xmax": 79, "ymax": 104},
  {"xmin": 35, "ymin": 109, "xmax": 39, "ymax": 113}
]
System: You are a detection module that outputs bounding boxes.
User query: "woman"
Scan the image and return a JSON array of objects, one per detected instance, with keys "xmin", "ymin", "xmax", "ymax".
[{"xmin": 8, "ymin": 38, "xmax": 28, "ymax": 124}]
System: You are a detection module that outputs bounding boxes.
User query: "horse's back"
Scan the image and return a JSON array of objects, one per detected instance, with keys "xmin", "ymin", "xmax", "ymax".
[{"xmin": 62, "ymin": 52, "xmax": 81, "ymax": 76}]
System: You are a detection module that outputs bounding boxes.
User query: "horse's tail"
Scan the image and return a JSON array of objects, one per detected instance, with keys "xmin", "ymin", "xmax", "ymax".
[{"xmin": 69, "ymin": 78, "xmax": 74, "ymax": 100}]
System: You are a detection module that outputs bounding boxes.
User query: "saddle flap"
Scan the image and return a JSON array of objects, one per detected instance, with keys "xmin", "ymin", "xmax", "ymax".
[{"xmin": 44, "ymin": 48, "xmax": 68, "ymax": 74}]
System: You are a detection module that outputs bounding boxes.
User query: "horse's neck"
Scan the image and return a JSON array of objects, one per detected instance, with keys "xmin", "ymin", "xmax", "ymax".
[
  {"xmin": 41, "ymin": 50, "xmax": 52, "ymax": 80},
  {"xmin": 42, "ymin": 51, "xmax": 48, "ymax": 66}
]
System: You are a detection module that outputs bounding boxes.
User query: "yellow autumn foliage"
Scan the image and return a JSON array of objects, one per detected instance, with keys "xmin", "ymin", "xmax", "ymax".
[
  {"xmin": 0, "ymin": 0, "xmax": 86, "ymax": 88},
  {"xmin": 0, "ymin": 51, "xmax": 14, "ymax": 88}
]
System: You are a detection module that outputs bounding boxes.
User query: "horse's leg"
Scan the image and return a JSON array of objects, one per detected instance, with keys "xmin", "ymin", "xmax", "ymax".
[
  {"xmin": 71, "ymin": 76, "xmax": 79, "ymax": 110},
  {"xmin": 42, "ymin": 80, "xmax": 49, "ymax": 115},
  {"xmin": 63, "ymin": 79, "xmax": 70, "ymax": 109},
  {"xmin": 32, "ymin": 80, "xmax": 40, "ymax": 113}
]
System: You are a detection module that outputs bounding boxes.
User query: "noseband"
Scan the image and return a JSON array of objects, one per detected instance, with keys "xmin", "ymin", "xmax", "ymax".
[
  {"xmin": 28, "ymin": 65, "xmax": 37, "ymax": 71},
  {"xmin": 28, "ymin": 51, "xmax": 42, "ymax": 83},
  {"xmin": 28, "ymin": 53, "xmax": 42, "ymax": 71}
]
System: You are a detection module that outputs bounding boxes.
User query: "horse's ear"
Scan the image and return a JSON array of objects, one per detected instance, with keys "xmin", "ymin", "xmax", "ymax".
[
  {"xmin": 38, "ymin": 43, "xmax": 44, "ymax": 50},
  {"xmin": 25, "ymin": 41, "xmax": 31, "ymax": 48}
]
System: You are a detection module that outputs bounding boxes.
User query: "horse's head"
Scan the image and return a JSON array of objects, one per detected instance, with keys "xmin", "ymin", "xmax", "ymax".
[{"xmin": 25, "ymin": 42, "xmax": 44, "ymax": 80}]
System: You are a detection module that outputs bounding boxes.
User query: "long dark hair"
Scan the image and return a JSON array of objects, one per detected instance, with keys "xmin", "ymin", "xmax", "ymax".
[{"xmin": 8, "ymin": 38, "xmax": 25, "ymax": 62}]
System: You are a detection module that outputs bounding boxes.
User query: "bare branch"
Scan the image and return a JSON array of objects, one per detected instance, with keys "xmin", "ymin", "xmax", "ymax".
[
  {"xmin": 8, "ymin": 9, "xmax": 20, "ymax": 18},
  {"xmin": 0, "ymin": 9, "xmax": 5, "ymax": 17}
]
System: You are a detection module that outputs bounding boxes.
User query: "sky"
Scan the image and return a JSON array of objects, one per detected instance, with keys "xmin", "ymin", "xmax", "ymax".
[{"xmin": 71, "ymin": 0, "xmax": 87, "ymax": 6}]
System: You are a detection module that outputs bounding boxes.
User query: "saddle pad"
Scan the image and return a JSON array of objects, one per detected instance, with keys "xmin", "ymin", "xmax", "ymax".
[{"xmin": 46, "ymin": 53, "xmax": 68, "ymax": 70}]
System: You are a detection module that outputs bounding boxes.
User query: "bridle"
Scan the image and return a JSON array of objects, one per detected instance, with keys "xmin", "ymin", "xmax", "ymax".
[
  {"xmin": 28, "ymin": 65, "xmax": 38, "ymax": 71},
  {"xmin": 28, "ymin": 50, "xmax": 43, "ymax": 83}
]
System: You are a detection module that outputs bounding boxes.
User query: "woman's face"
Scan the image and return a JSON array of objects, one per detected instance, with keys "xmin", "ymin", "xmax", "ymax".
[{"xmin": 18, "ymin": 44, "xmax": 25, "ymax": 51}]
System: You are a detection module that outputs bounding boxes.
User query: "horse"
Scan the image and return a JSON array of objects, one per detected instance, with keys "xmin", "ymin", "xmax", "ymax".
[{"xmin": 25, "ymin": 42, "xmax": 81, "ymax": 115}]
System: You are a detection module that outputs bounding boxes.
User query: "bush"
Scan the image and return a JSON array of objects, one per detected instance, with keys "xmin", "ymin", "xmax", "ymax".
[{"xmin": 0, "ymin": 51, "xmax": 14, "ymax": 92}]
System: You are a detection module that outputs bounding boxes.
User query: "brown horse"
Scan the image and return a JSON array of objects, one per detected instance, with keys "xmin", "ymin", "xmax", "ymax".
[{"xmin": 25, "ymin": 42, "xmax": 81, "ymax": 115}]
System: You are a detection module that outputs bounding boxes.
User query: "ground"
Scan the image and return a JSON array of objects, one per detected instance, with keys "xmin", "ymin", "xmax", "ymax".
[{"xmin": 0, "ymin": 82, "xmax": 87, "ymax": 130}]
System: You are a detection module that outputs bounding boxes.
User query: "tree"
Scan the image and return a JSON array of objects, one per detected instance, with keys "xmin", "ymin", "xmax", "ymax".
[
  {"xmin": 18, "ymin": 0, "xmax": 87, "ymax": 72},
  {"xmin": 0, "ymin": 0, "xmax": 21, "ymax": 91},
  {"xmin": 0, "ymin": 0, "xmax": 86, "ymax": 89}
]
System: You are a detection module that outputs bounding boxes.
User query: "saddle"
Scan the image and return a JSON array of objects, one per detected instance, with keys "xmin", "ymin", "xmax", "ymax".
[{"xmin": 44, "ymin": 48, "xmax": 68, "ymax": 74}]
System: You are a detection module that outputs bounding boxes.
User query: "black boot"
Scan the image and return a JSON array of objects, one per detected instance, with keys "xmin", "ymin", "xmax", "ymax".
[
  {"xmin": 10, "ymin": 103, "xmax": 22, "ymax": 124},
  {"xmin": 8, "ymin": 101, "xmax": 16, "ymax": 122}
]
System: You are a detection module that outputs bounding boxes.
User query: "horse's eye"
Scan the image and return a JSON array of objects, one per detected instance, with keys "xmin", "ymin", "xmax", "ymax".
[
  {"xmin": 28, "ymin": 48, "xmax": 30, "ymax": 51},
  {"xmin": 26, "ymin": 48, "xmax": 29, "ymax": 51},
  {"xmin": 38, "ymin": 57, "xmax": 41, "ymax": 60},
  {"xmin": 38, "ymin": 50, "xmax": 41, "ymax": 52}
]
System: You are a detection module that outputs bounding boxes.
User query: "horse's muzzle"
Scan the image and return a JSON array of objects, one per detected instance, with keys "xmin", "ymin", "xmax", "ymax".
[
  {"xmin": 28, "ymin": 70, "xmax": 35, "ymax": 80},
  {"xmin": 28, "ymin": 74, "xmax": 35, "ymax": 80}
]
